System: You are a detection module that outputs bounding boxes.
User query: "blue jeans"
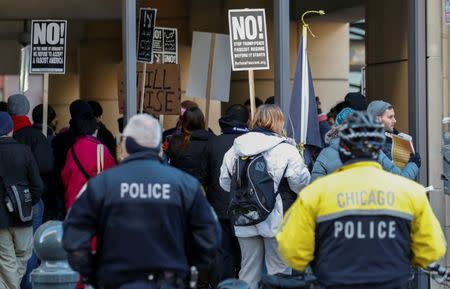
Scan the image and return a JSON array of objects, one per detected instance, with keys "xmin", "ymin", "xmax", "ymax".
[{"xmin": 20, "ymin": 200, "xmax": 44, "ymax": 289}]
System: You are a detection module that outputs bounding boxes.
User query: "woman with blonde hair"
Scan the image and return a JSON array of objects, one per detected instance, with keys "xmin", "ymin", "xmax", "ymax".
[{"xmin": 220, "ymin": 104, "xmax": 310, "ymax": 289}]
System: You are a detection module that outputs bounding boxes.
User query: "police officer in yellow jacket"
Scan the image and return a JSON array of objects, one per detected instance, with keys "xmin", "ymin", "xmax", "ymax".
[{"xmin": 276, "ymin": 111, "xmax": 446, "ymax": 289}]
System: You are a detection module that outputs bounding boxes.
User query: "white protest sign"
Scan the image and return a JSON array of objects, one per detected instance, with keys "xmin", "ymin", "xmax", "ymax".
[
  {"xmin": 186, "ymin": 32, "xmax": 231, "ymax": 102},
  {"xmin": 30, "ymin": 20, "xmax": 67, "ymax": 74},
  {"xmin": 228, "ymin": 9, "xmax": 269, "ymax": 71}
]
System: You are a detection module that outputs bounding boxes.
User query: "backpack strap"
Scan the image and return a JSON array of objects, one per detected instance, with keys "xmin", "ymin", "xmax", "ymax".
[
  {"xmin": 97, "ymin": 144, "xmax": 104, "ymax": 174},
  {"xmin": 71, "ymin": 147, "xmax": 91, "ymax": 181}
]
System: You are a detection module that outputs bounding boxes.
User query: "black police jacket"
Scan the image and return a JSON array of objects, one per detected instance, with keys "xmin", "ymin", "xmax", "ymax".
[{"xmin": 62, "ymin": 149, "xmax": 221, "ymax": 288}]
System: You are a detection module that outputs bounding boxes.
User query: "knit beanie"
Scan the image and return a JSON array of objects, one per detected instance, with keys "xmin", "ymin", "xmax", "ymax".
[
  {"xmin": 335, "ymin": 107, "xmax": 354, "ymax": 126},
  {"xmin": 7, "ymin": 94, "xmax": 30, "ymax": 116},
  {"xmin": 0, "ymin": 112, "xmax": 13, "ymax": 136},
  {"xmin": 367, "ymin": 100, "xmax": 392, "ymax": 117},
  {"xmin": 344, "ymin": 92, "xmax": 367, "ymax": 111}
]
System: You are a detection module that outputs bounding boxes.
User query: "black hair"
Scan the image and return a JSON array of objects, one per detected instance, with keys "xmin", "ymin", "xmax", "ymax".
[
  {"xmin": 88, "ymin": 101, "xmax": 103, "ymax": 118},
  {"xmin": 244, "ymin": 97, "xmax": 263, "ymax": 108},
  {"xmin": 32, "ymin": 104, "xmax": 56, "ymax": 124},
  {"xmin": 0, "ymin": 101, "xmax": 7, "ymax": 112}
]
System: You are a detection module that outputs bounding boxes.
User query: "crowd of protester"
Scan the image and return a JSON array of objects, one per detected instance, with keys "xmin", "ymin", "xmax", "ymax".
[{"xmin": 0, "ymin": 91, "xmax": 423, "ymax": 289}]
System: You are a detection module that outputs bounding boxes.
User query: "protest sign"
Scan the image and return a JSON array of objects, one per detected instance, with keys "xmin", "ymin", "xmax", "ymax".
[
  {"xmin": 228, "ymin": 9, "xmax": 269, "ymax": 71},
  {"xmin": 118, "ymin": 64, "xmax": 181, "ymax": 115},
  {"xmin": 30, "ymin": 20, "xmax": 67, "ymax": 74},
  {"xmin": 153, "ymin": 27, "xmax": 178, "ymax": 64},
  {"xmin": 390, "ymin": 133, "xmax": 415, "ymax": 169},
  {"xmin": 137, "ymin": 8, "xmax": 157, "ymax": 63},
  {"xmin": 186, "ymin": 32, "xmax": 231, "ymax": 102}
]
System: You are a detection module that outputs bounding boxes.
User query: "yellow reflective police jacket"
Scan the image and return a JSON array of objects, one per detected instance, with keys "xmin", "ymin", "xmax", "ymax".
[{"xmin": 276, "ymin": 161, "xmax": 446, "ymax": 289}]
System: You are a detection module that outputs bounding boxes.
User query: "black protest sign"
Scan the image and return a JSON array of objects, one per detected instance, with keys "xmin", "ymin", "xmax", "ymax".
[
  {"xmin": 30, "ymin": 20, "xmax": 67, "ymax": 74},
  {"xmin": 137, "ymin": 8, "xmax": 157, "ymax": 63},
  {"xmin": 228, "ymin": 9, "xmax": 269, "ymax": 71},
  {"xmin": 118, "ymin": 64, "xmax": 181, "ymax": 115},
  {"xmin": 152, "ymin": 27, "xmax": 178, "ymax": 64}
]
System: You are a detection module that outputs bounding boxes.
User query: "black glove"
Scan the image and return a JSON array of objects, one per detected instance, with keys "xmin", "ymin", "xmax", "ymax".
[{"xmin": 409, "ymin": 152, "xmax": 421, "ymax": 168}]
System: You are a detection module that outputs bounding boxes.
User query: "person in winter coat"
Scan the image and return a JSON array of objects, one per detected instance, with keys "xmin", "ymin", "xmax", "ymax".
[
  {"xmin": 219, "ymin": 104, "xmax": 310, "ymax": 289},
  {"xmin": 167, "ymin": 106, "xmax": 212, "ymax": 185},
  {"xmin": 162, "ymin": 100, "xmax": 199, "ymax": 146},
  {"xmin": 31, "ymin": 104, "xmax": 59, "ymax": 222},
  {"xmin": 32, "ymin": 104, "xmax": 58, "ymax": 143},
  {"xmin": 52, "ymin": 100, "xmax": 87, "ymax": 218},
  {"xmin": 0, "ymin": 112, "xmax": 43, "ymax": 289},
  {"xmin": 61, "ymin": 101, "xmax": 115, "ymax": 210},
  {"xmin": 205, "ymin": 104, "xmax": 249, "ymax": 286},
  {"xmin": 7, "ymin": 95, "xmax": 54, "ymax": 289},
  {"xmin": 8, "ymin": 95, "xmax": 54, "ymax": 178},
  {"xmin": 311, "ymin": 108, "xmax": 419, "ymax": 182}
]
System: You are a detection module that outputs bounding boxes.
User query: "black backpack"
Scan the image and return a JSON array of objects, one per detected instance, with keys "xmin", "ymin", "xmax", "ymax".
[{"xmin": 228, "ymin": 151, "xmax": 277, "ymax": 226}]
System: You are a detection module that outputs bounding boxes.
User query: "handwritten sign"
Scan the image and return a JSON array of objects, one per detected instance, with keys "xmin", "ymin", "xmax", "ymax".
[{"xmin": 118, "ymin": 64, "xmax": 181, "ymax": 115}]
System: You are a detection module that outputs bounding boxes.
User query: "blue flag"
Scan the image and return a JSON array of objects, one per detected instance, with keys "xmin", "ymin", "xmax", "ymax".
[{"xmin": 286, "ymin": 39, "xmax": 323, "ymax": 148}]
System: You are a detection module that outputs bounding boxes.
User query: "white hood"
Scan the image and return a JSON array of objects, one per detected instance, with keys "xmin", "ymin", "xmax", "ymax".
[{"xmin": 232, "ymin": 131, "xmax": 285, "ymax": 156}]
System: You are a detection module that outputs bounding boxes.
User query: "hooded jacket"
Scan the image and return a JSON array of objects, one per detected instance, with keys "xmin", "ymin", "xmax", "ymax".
[
  {"xmin": 311, "ymin": 138, "xmax": 419, "ymax": 182},
  {"xmin": 205, "ymin": 116, "xmax": 248, "ymax": 219},
  {"xmin": 220, "ymin": 130, "xmax": 310, "ymax": 238},
  {"xmin": 167, "ymin": 129, "xmax": 213, "ymax": 185}
]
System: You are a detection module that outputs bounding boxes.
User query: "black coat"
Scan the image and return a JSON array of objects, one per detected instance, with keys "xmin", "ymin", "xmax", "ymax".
[
  {"xmin": 205, "ymin": 132, "xmax": 245, "ymax": 219},
  {"xmin": 14, "ymin": 126, "xmax": 54, "ymax": 175},
  {"xmin": 52, "ymin": 129, "xmax": 77, "ymax": 218},
  {"xmin": 0, "ymin": 137, "xmax": 43, "ymax": 228},
  {"xmin": 63, "ymin": 150, "xmax": 220, "ymax": 287},
  {"xmin": 167, "ymin": 130, "xmax": 212, "ymax": 185}
]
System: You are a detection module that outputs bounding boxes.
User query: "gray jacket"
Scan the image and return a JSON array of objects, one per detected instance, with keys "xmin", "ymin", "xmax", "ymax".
[{"xmin": 311, "ymin": 138, "xmax": 419, "ymax": 182}]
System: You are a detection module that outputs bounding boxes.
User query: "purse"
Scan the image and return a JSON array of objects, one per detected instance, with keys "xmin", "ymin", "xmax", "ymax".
[{"xmin": 1, "ymin": 174, "xmax": 33, "ymax": 222}]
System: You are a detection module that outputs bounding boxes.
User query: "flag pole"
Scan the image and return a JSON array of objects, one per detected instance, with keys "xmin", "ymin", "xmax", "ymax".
[{"xmin": 298, "ymin": 10, "xmax": 325, "ymax": 153}]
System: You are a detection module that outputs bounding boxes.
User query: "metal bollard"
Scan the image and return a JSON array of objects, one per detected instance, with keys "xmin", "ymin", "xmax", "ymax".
[{"xmin": 31, "ymin": 221, "xmax": 79, "ymax": 289}]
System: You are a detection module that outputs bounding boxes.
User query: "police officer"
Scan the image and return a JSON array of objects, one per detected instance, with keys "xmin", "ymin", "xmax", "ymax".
[
  {"xmin": 276, "ymin": 111, "xmax": 446, "ymax": 289},
  {"xmin": 63, "ymin": 114, "xmax": 221, "ymax": 289}
]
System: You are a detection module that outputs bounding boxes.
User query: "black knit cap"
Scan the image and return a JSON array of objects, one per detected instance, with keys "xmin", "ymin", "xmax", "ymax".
[
  {"xmin": 88, "ymin": 101, "xmax": 103, "ymax": 118},
  {"xmin": 69, "ymin": 100, "xmax": 98, "ymax": 136}
]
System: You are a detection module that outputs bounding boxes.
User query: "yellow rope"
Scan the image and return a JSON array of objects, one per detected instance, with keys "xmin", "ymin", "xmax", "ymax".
[{"xmin": 301, "ymin": 10, "xmax": 325, "ymax": 38}]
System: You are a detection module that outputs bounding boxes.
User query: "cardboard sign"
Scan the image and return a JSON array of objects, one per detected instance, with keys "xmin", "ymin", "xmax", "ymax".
[
  {"xmin": 30, "ymin": 20, "xmax": 67, "ymax": 74},
  {"xmin": 228, "ymin": 9, "xmax": 269, "ymax": 71},
  {"xmin": 153, "ymin": 27, "xmax": 178, "ymax": 64},
  {"xmin": 118, "ymin": 64, "xmax": 181, "ymax": 115},
  {"xmin": 137, "ymin": 8, "xmax": 157, "ymax": 63}
]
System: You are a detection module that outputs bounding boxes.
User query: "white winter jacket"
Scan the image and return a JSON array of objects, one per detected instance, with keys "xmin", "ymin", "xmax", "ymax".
[{"xmin": 219, "ymin": 131, "xmax": 310, "ymax": 238}]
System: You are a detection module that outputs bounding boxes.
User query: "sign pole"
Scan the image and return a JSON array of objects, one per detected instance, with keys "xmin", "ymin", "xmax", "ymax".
[
  {"xmin": 139, "ymin": 63, "xmax": 147, "ymax": 113},
  {"xmin": 42, "ymin": 73, "xmax": 49, "ymax": 137},
  {"xmin": 205, "ymin": 33, "xmax": 216, "ymax": 128},
  {"xmin": 248, "ymin": 69, "xmax": 256, "ymax": 118}
]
